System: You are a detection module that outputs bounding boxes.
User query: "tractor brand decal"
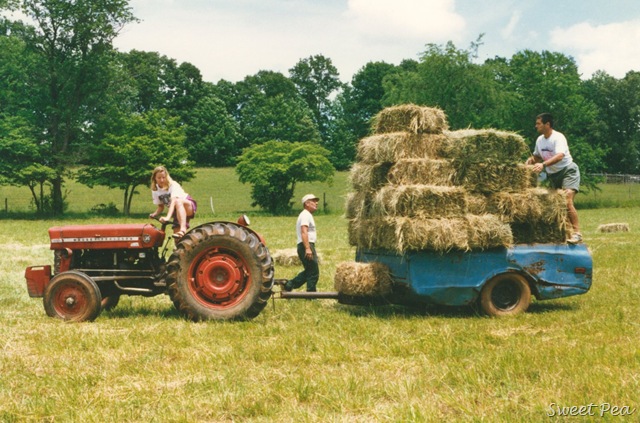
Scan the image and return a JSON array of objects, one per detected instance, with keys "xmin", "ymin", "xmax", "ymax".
[{"xmin": 51, "ymin": 236, "xmax": 140, "ymax": 244}]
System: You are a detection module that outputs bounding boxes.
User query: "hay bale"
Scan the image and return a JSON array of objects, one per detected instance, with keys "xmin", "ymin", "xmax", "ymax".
[
  {"xmin": 372, "ymin": 104, "xmax": 449, "ymax": 134},
  {"xmin": 387, "ymin": 158, "xmax": 455, "ymax": 186},
  {"xmin": 511, "ymin": 222, "xmax": 567, "ymax": 244},
  {"xmin": 467, "ymin": 194, "xmax": 489, "ymax": 215},
  {"xmin": 529, "ymin": 167, "xmax": 540, "ymax": 187},
  {"xmin": 334, "ymin": 261, "xmax": 394, "ymax": 296},
  {"xmin": 443, "ymin": 129, "xmax": 529, "ymax": 164},
  {"xmin": 395, "ymin": 216, "xmax": 471, "ymax": 252},
  {"xmin": 348, "ymin": 215, "xmax": 513, "ymax": 253},
  {"xmin": 455, "ymin": 163, "xmax": 535, "ymax": 194},
  {"xmin": 272, "ymin": 248, "xmax": 301, "ymax": 266},
  {"xmin": 481, "ymin": 188, "xmax": 568, "ymax": 243},
  {"xmin": 357, "ymin": 132, "xmax": 447, "ymax": 164},
  {"xmin": 487, "ymin": 188, "xmax": 567, "ymax": 224},
  {"xmin": 370, "ymin": 184, "xmax": 467, "ymax": 218},
  {"xmin": 345, "ymin": 192, "xmax": 367, "ymax": 220},
  {"xmin": 349, "ymin": 162, "xmax": 392, "ymax": 192},
  {"xmin": 347, "ymin": 217, "xmax": 396, "ymax": 250},
  {"xmin": 466, "ymin": 214, "xmax": 514, "ymax": 250},
  {"xmin": 597, "ymin": 223, "xmax": 630, "ymax": 233},
  {"xmin": 272, "ymin": 248, "xmax": 322, "ymax": 266}
]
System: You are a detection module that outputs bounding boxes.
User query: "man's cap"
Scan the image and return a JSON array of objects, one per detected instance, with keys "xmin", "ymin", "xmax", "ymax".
[{"xmin": 301, "ymin": 194, "xmax": 319, "ymax": 205}]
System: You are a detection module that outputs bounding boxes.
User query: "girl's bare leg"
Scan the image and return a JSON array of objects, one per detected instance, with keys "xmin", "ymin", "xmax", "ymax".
[{"xmin": 173, "ymin": 198, "xmax": 194, "ymax": 233}]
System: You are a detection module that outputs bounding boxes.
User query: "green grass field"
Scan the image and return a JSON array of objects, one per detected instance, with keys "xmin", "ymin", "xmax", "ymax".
[{"xmin": 1, "ymin": 169, "xmax": 639, "ymax": 421}]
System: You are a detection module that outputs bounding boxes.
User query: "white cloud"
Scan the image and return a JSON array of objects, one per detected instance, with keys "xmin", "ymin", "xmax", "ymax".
[
  {"xmin": 501, "ymin": 11, "xmax": 521, "ymax": 40},
  {"xmin": 113, "ymin": 0, "xmax": 471, "ymax": 83},
  {"xmin": 346, "ymin": 0, "xmax": 465, "ymax": 41},
  {"xmin": 550, "ymin": 19, "xmax": 640, "ymax": 78}
]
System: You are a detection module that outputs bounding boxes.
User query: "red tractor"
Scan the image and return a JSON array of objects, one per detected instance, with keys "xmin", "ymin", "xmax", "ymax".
[{"xmin": 24, "ymin": 217, "xmax": 274, "ymax": 322}]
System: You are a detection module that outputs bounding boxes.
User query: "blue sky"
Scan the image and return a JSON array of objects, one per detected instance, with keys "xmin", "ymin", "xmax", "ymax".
[{"xmin": 112, "ymin": 0, "xmax": 640, "ymax": 83}]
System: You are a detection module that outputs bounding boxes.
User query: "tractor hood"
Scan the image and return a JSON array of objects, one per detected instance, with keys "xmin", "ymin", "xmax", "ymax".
[{"xmin": 48, "ymin": 224, "xmax": 164, "ymax": 250}]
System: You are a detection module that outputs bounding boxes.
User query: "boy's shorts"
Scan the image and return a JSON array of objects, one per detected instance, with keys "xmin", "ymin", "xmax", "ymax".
[{"xmin": 547, "ymin": 162, "xmax": 580, "ymax": 192}]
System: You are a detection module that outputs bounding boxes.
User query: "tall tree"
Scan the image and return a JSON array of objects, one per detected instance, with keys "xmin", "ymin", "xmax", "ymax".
[
  {"xmin": 240, "ymin": 94, "xmax": 320, "ymax": 146},
  {"xmin": 0, "ymin": 33, "xmax": 32, "ymax": 116},
  {"xmin": 583, "ymin": 71, "xmax": 640, "ymax": 174},
  {"xmin": 0, "ymin": 23, "xmax": 60, "ymax": 213},
  {"xmin": 184, "ymin": 95, "xmax": 243, "ymax": 166},
  {"xmin": 2, "ymin": 0, "xmax": 137, "ymax": 214},
  {"xmin": 0, "ymin": 115, "xmax": 56, "ymax": 213},
  {"xmin": 232, "ymin": 71, "xmax": 321, "ymax": 147},
  {"xmin": 289, "ymin": 54, "xmax": 343, "ymax": 141},
  {"xmin": 118, "ymin": 50, "xmax": 169, "ymax": 113}
]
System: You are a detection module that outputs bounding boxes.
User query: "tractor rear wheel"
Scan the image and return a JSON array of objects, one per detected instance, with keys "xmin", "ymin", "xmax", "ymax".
[
  {"xmin": 166, "ymin": 222, "xmax": 274, "ymax": 321},
  {"xmin": 479, "ymin": 273, "xmax": 531, "ymax": 317},
  {"xmin": 43, "ymin": 271, "xmax": 102, "ymax": 322}
]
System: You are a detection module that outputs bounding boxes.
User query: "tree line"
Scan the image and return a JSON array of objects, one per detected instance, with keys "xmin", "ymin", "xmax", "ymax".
[{"xmin": 1, "ymin": 1, "xmax": 639, "ymax": 215}]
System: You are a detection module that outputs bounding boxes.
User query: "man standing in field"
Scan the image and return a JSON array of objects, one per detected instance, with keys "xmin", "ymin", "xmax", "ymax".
[
  {"xmin": 283, "ymin": 194, "xmax": 320, "ymax": 292},
  {"xmin": 526, "ymin": 113, "xmax": 582, "ymax": 244}
]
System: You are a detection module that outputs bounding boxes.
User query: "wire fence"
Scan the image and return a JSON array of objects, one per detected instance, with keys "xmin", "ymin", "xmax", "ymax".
[{"xmin": 589, "ymin": 174, "xmax": 640, "ymax": 184}]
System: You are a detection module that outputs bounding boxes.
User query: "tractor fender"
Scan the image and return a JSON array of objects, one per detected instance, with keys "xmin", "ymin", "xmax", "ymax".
[{"xmin": 189, "ymin": 221, "xmax": 267, "ymax": 246}]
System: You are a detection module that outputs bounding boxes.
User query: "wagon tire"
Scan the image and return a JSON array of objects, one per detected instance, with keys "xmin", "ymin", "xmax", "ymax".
[
  {"xmin": 479, "ymin": 273, "xmax": 531, "ymax": 317},
  {"xmin": 166, "ymin": 222, "xmax": 274, "ymax": 321},
  {"xmin": 43, "ymin": 271, "xmax": 102, "ymax": 322}
]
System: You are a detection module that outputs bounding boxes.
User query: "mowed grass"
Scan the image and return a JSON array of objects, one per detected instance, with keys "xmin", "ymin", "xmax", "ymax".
[{"xmin": 1, "ymin": 169, "xmax": 640, "ymax": 421}]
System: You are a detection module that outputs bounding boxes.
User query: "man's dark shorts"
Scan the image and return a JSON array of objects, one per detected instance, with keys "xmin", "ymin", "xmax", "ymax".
[{"xmin": 547, "ymin": 162, "xmax": 580, "ymax": 192}]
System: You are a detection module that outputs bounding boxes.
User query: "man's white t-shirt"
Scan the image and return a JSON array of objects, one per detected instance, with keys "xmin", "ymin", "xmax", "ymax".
[
  {"xmin": 534, "ymin": 130, "xmax": 573, "ymax": 174},
  {"xmin": 152, "ymin": 182, "xmax": 188, "ymax": 206},
  {"xmin": 296, "ymin": 209, "xmax": 316, "ymax": 244}
]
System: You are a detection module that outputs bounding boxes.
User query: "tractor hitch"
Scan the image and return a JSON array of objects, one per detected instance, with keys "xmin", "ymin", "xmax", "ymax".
[{"xmin": 278, "ymin": 291, "xmax": 339, "ymax": 300}]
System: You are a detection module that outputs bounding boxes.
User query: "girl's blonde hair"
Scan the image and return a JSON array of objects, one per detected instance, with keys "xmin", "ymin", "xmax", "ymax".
[{"xmin": 150, "ymin": 166, "xmax": 173, "ymax": 191}]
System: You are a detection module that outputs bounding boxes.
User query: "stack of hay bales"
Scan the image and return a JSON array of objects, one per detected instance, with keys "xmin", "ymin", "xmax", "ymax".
[{"xmin": 335, "ymin": 104, "xmax": 569, "ymax": 296}]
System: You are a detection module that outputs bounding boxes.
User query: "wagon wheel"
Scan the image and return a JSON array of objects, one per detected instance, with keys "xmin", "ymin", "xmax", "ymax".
[
  {"xmin": 479, "ymin": 273, "xmax": 531, "ymax": 317},
  {"xmin": 166, "ymin": 222, "xmax": 274, "ymax": 321},
  {"xmin": 43, "ymin": 271, "xmax": 102, "ymax": 322}
]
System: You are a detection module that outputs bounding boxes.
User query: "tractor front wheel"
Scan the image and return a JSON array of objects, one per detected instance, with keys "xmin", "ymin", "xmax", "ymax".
[
  {"xmin": 479, "ymin": 273, "xmax": 531, "ymax": 317},
  {"xmin": 43, "ymin": 271, "xmax": 102, "ymax": 322},
  {"xmin": 166, "ymin": 222, "xmax": 274, "ymax": 321}
]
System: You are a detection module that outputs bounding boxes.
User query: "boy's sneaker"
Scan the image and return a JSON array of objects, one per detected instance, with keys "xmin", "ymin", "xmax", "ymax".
[{"xmin": 567, "ymin": 233, "xmax": 583, "ymax": 244}]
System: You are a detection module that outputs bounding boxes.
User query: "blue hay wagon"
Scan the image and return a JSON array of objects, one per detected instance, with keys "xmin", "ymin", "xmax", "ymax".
[
  {"xmin": 279, "ymin": 243, "xmax": 592, "ymax": 316},
  {"xmin": 353, "ymin": 243, "xmax": 593, "ymax": 316}
]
